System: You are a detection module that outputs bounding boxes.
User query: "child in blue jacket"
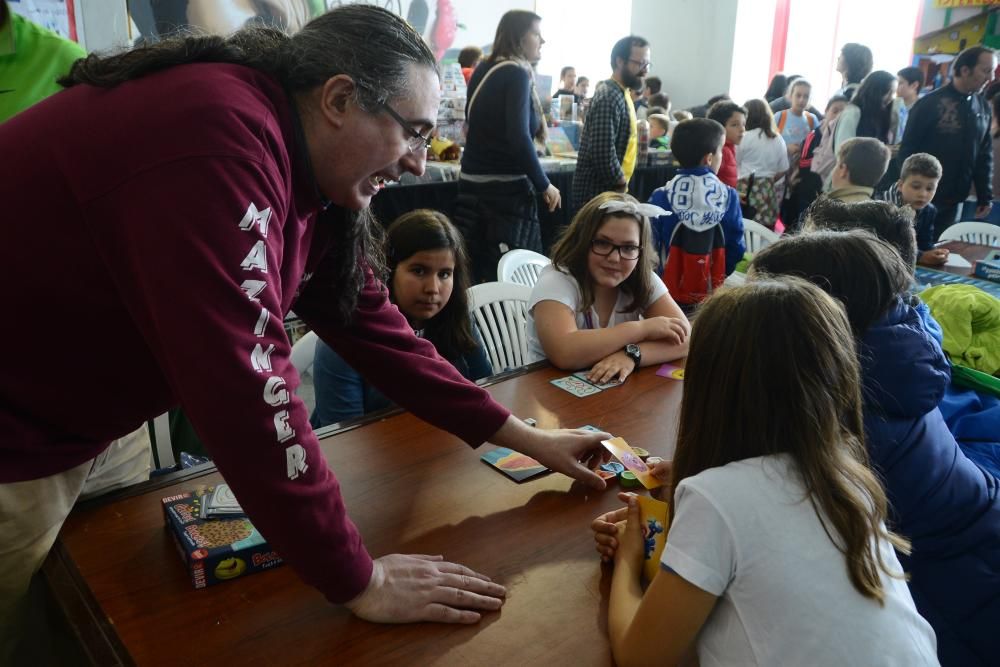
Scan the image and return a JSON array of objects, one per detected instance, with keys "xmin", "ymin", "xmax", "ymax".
[{"xmin": 648, "ymin": 118, "xmax": 745, "ymax": 307}]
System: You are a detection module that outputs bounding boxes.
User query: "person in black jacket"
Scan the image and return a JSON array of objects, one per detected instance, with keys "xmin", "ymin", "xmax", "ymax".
[
  {"xmin": 900, "ymin": 46, "xmax": 996, "ymax": 237},
  {"xmin": 455, "ymin": 9, "xmax": 560, "ymax": 282}
]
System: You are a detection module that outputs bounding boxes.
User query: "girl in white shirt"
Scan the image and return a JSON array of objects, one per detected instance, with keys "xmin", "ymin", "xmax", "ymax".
[
  {"xmin": 527, "ymin": 191, "xmax": 689, "ymax": 385},
  {"xmin": 594, "ymin": 277, "xmax": 938, "ymax": 667},
  {"xmin": 736, "ymin": 98, "xmax": 789, "ymax": 229}
]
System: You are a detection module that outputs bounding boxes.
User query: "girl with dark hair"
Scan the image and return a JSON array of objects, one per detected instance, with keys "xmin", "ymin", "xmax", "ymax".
[
  {"xmin": 0, "ymin": 4, "xmax": 614, "ymax": 646},
  {"xmin": 736, "ymin": 98, "xmax": 789, "ymax": 228},
  {"xmin": 833, "ymin": 70, "xmax": 898, "ymax": 155},
  {"xmin": 311, "ymin": 210, "xmax": 492, "ymax": 427},
  {"xmin": 749, "ymin": 231, "xmax": 1000, "ymax": 667},
  {"xmin": 763, "ymin": 73, "xmax": 788, "ymax": 103},
  {"xmin": 836, "ymin": 42, "xmax": 874, "ymax": 100},
  {"xmin": 455, "ymin": 9, "xmax": 560, "ymax": 283},
  {"xmin": 527, "ymin": 192, "xmax": 689, "ymax": 384},
  {"xmin": 593, "ymin": 273, "xmax": 938, "ymax": 666}
]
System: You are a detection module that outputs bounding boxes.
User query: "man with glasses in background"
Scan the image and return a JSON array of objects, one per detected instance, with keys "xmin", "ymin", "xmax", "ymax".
[{"xmin": 572, "ymin": 35, "xmax": 651, "ymax": 210}]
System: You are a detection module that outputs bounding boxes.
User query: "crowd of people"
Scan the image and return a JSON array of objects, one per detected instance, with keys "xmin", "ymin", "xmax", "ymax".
[{"xmin": 2, "ymin": 3, "xmax": 1000, "ymax": 666}]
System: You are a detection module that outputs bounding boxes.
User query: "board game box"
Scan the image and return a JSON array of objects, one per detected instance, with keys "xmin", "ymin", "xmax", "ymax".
[
  {"xmin": 973, "ymin": 257, "xmax": 1000, "ymax": 283},
  {"xmin": 162, "ymin": 487, "xmax": 283, "ymax": 589}
]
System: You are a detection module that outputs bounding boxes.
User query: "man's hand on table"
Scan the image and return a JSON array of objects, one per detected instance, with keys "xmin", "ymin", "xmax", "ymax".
[
  {"xmin": 491, "ymin": 415, "xmax": 612, "ymax": 490},
  {"xmin": 345, "ymin": 554, "xmax": 506, "ymax": 623}
]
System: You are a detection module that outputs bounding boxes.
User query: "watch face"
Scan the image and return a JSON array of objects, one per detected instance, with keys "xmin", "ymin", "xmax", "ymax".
[{"xmin": 626, "ymin": 344, "xmax": 640, "ymax": 355}]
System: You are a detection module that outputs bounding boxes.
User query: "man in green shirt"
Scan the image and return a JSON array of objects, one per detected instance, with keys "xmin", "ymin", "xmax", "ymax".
[{"xmin": 0, "ymin": 0, "xmax": 85, "ymax": 122}]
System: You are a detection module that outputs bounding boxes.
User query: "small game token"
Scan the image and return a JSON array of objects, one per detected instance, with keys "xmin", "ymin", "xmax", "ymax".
[
  {"xmin": 524, "ymin": 418, "xmax": 537, "ymax": 427},
  {"xmin": 632, "ymin": 447, "xmax": 650, "ymax": 460},
  {"xmin": 646, "ymin": 456, "xmax": 665, "ymax": 466},
  {"xmin": 600, "ymin": 461, "xmax": 625, "ymax": 474},
  {"xmin": 597, "ymin": 470, "xmax": 617, "ymax": 481},
  {"xmin": 619, "ymin": 471, "xmax": 642, "ymax": 489}
]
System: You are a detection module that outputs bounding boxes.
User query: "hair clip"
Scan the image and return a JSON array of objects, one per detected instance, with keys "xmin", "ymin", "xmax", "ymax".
[{"xmin": 598, "ymin": 200, "xmax": 670, "ymax": 218}]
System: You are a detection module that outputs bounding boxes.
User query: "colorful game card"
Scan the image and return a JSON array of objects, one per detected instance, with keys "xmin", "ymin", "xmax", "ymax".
[
  {"xmin": 572, "ymin": 371, "xmax": 624, "ymax": 390},
  {"xmin": 656, "ymin": 363, "xmax": 685, "ymax": 380},
  {"xmin": 601, "ymin": 437, "xmax": 663, "ymax": 489},
  {"xmin": 636, "ymin": 495, "xmax": 670, "ymax": 583},
  {"xmin": 481, "ymin": 447, "xmax": 550, "ymax": 482},
  {"xmin": 550, "ymin": 375, "xmax": 602, "ymax": 397}
]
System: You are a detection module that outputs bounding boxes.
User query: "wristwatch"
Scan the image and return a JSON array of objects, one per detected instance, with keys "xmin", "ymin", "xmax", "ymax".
[{"xmin": 624, "ymin": 343, "xmax": 641, "ymax": 368}]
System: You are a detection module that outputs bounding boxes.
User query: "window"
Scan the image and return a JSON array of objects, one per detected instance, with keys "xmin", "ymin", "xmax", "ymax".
[
  {"xmin": 730, "ymin": 0, "xmax": 922, "ymax": 108},
  {"xmin": 534, "ymin": 0, "xmax": 633, "ymax": 97}
]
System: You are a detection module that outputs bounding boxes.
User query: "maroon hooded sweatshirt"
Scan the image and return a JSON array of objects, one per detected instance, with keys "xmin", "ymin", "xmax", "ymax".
[{"xmin": 0, "ymin": 63, "xmax": 510, "ymax": 603}]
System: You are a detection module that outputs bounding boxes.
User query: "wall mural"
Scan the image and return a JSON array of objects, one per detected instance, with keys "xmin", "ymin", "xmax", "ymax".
[{"xmin": 126, "ymin": 0, "xmax": 462, "ymax": 62}]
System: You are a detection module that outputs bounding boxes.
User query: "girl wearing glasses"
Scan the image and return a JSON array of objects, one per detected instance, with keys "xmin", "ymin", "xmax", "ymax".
[{"xmin": 526, "ymin": 192, "xmax": 689, "ymax": 385}]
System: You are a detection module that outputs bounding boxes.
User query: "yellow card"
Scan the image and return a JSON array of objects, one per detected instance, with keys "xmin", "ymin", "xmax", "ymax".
[
  {"xmin": 636, "ymin": 495, "xmax": 670, "ymax": 583},
  {"xmin": 601, "ymin": 437, "xmax": 662, "ymax": 489}
]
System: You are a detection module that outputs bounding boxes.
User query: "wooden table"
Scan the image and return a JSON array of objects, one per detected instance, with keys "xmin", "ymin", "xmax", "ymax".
[{"xmin": 44, "ymin": 363, "xmax": 684, "ymax": 666}]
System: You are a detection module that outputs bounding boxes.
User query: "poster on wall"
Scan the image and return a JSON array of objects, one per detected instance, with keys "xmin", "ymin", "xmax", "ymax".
[
  {"xmin": 125, "ymin": 0, "xmax": 481, "ymax": 63},
  {"xmin": 8, "ymin": 0, "xmax": 77, "ymax": 41}
]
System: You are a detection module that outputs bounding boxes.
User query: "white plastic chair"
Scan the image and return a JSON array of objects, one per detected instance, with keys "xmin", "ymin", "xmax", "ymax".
[
  {"xmin": 468, "ymin": 282, "xmax": 532, "ymax": 374},
  {"xmin": 290, "ymin": 330, "xmax": 319, "ymax": 378},
  {"xmin": 497, "ymin": 249, "xmax": 551, "ymax": 287},
  {"xmin": 150, "ymin": 414, "xmax": 175, "ymax": 469},
  {"xmin": 742, "ymin": 219, "xmax": 781, "ymax": 255},
  {"xmin": 938, "ymin": 221, "xmax": 1000, "ymax": 247}
]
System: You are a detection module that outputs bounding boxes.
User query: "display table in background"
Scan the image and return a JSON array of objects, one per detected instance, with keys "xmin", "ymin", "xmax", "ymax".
[
  {"xmin": 374, "ymin": 162, "xmax": 678, "ymax": 255},
  {"xmin": 44, "ymin": 362, "xmax": 684, "ymax": 666}
]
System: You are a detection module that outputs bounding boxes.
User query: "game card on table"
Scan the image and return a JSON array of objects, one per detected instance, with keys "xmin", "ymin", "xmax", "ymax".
[{"xmin": 550, "ymin": 375, "xmax": 602, "ymax": 397}]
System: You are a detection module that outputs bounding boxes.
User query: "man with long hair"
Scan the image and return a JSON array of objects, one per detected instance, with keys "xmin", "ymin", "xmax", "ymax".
[{"xmin": 0, "ymin": 5, "xmax": 611, "ymax": 659}]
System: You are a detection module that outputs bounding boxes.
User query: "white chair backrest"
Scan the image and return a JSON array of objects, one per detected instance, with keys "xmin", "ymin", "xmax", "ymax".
[
  {"xmin": 938, "ymin": 221, "xmax": 1000, "ymax": 247},
  {"xmin": 468, "ymin": 282, "xmax": 533, "ymax": 375},
  {"xmin": 497, "ymin": 249, "xmax": 551, "ymax": 287},
  {"xmin": 290, "ymin": 330, "xmax": 319, "ymax": 378},
  {"xmin": 150, "ymin": 414, "xmax": 175, "ymax": 469},
  {"xmin": 742, "ymin": 219, "xmax": 780, "ymax": 255}
]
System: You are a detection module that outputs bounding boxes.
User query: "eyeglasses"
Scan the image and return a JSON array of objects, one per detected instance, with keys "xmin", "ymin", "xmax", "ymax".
[
  {"xmin": 591, "ymin": 239, "xmax": 641, "ymax": 260},
  {"xmin": 379, "ymin": 101, "xmax": 433, "ymax": 153},
  {"xmin": 628, "ymin": 59, "xmax": 651, "ymax": 72}
]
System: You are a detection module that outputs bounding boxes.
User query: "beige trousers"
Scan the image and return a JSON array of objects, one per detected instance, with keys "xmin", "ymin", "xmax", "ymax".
[{"xmin": 0, "ymin": 426, "xmax": 152, "ymax": 662}]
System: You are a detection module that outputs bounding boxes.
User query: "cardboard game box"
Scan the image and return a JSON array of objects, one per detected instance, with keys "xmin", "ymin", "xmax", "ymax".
[
  {"xmin": 973, "ymin": 256, "xmax": 1000, "ymax": 283},
  {"xmin": 162, "ymin": 486, "xmax": 283, "ymax": 589}
]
